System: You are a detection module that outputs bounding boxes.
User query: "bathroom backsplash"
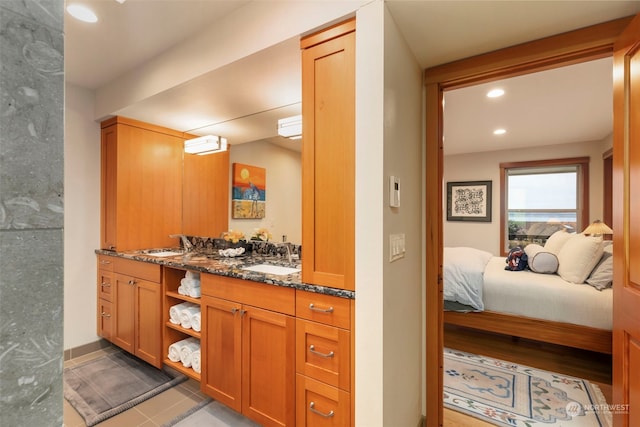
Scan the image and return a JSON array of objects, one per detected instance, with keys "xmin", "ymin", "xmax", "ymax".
[{"xmin": 184, "ymin": 235, "xmax": 301, "ymax": 260}]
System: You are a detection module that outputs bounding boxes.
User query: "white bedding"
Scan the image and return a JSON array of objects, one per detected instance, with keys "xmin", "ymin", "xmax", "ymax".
[
  {"xmin": 444, "ymin": 251, "xmax": 613, "ymax": 330},
  {"xmin": 482, "ymin": 257, "xmax": 612, "ymax": 330},
  {"xmin": 443, "ymin": 247, "xmax": 492, "ymax": 311}
]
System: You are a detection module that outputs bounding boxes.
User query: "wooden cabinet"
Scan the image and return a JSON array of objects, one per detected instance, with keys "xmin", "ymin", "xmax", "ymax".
[
  {"xmin": 100, "ymin": 116, "xmax": 184, "ymax": 251},
  {"xmin": 110, "ymin": 257, "xmax": 163, "ymax": 368},
  {"xmin": 295, "ymin": 290, "xmax": 353, "ymax": 426},
  {"xmin": 301, "ymin": 18, "xmax": 356, "ymax": 291},
  {"xmin": 163, "ymin": 267, "xmax": 201, "ymax": 380},
  {"xmin": 201, "ymin": 274, "xmax": 296, "ymax": 427}
]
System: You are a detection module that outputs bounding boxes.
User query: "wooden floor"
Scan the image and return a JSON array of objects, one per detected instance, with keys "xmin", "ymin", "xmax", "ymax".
[{"xmin": 442, "ymin": 324, "xmax": 612, "ymax": 426}]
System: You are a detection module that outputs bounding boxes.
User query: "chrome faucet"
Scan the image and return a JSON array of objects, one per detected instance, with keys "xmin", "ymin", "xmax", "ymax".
[
  {"xmin": 169, "ymin": 234, "xmax": 194, "ymax": 252},
  {"xmin": 276, "ymin": 242, "xmax": 293, "ymax": 263}
]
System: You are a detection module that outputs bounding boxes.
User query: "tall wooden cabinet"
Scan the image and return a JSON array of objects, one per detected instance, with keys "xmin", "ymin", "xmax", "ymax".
[
  {"xmin": 100, "ymin": 117, "xmax": 184, "ymax": 251},
  {"xmin": 301, "ymin": 18, "xmax": 356, "ymax": 291},
  {"xmin": 200, "ymin": 274, "xmax": 296, "ymax": 427}
]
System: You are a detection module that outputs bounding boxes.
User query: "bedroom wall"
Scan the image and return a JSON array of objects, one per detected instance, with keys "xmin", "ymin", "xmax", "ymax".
[{"xmin": 444, "ymin": 137, "xmax": 609, "ymax": 255}]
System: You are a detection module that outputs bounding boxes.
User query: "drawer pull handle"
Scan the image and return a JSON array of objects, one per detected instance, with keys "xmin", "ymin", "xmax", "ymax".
[
  {"xmin": 101, "ymin": 282, "xmax": 111, "ymax": 287},
  {"xmin": 309, "ymin": 345, "xmax": 334, "ymax": 358},
  {"xmin": 309, "ymin": 303, "xmax": 333, "ymax": 314},
  {"xmin": 100, "ymin": 260, "xmax": 111, "ymax": 265},
  {"xmin": 309, "ymin": 401, "xmax": 334, "ymax": 418},
  {"xmin": 101, "ymin": 312, "xmax": 111, "ymax": 318}
]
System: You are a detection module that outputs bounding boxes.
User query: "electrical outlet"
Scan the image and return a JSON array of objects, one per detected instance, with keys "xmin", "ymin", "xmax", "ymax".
[{"xmin": 389, "ymin": 233, "xmax": 406, "ymax": 262}]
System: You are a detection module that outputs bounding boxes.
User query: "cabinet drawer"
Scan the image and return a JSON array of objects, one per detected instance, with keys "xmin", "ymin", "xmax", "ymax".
[
  {"xmin": 97, "ymin": 254, "xmax": 115, "ymax": 272},
  {"xmin": 201, "ymin": 274, "xmax": 295, "ymax": 316},
  {"xmin": 98, "ymin": 270, "xmax": 113, "ymax": 302},
  {"xmin": 97, "ymin": 299, "xmax": 112, "ymax": 340},
  {"xmin": 114, "ymin": 258, "xmax": 161, "ymax": 283},
  {"xmin": 296, "ymin": 291, "xmax": 350, "ymax": 329},
  {"xmin": 296, "ymin": 374, "xmax": 350, "ymax": 427},
  {"xmin": 296, "ymin": 319, "xmax": 350, "ymax": 391}
]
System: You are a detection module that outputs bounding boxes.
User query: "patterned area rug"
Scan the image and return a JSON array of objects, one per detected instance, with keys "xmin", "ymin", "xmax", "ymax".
[
  {"xmin": 64, "ymin": 350, "xmax": 187, "ymax": 426},
  {"xmin": 444, "ymin": 348, "xmax": 612, "ymax": 426}
]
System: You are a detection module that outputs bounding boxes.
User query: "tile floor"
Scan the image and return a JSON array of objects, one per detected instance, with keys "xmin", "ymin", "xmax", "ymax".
[{"xmin": 63, "ymin": 347, "xmax": 211, "ymax": 427}]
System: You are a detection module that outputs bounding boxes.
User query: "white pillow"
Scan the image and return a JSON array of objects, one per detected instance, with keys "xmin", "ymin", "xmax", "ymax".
[
  {"xmin": 524, "ymin": 244, "xmax": 559, "ymax": 274},
  {"xmin": 544, "ymin": 230, "xmax": 573, "ymax": 255},
  {"xmin": 557, "ymin": 234, "xmax": 604, "ymax": 284}
]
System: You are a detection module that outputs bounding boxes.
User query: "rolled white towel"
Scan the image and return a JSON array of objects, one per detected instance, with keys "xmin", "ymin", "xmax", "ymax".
[
  {"xmin": 169, "ymin": 302, "xmax": 192, "ymax": 324},
  {"xmin": 179, "ymin": 338, "xmax": 200, "ymax": 368},
  {"xmin": 191, "ymin": 311, "xmax": 201, "ymax": 332},
  {"xmin": 191, "ymin": 349, "xmax": 201, "ymax": 374},
  {"xmin": 187, "ymin": 286, "xmax": 201, "ymax": 298},
  {"xmin": 185, "ymin": 270, "xmax": 200, "ymax": 280},
  {"xmin": 168, "ymin": 341, "xmax": 183, "ymax": 362},
  {"xmin": 180, "ymin": 305, "xmax": 200, "ymax": 330},
  {"xmin": 178, "ymin": 285, "xmax": 187, "ymax": 296}
]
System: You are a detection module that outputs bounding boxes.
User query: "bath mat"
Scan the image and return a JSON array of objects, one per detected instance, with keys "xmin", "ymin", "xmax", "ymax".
[
  {"xmin": 444, "ymin": 348, "xmax": 612, "ymax": 426},
  {"xmin": 162, "ymin": 399, "xmax": 260, "ymax": 427},
  {"xmin": 64, "ymin": 349, "xmax": 187, "ymax": 426}
]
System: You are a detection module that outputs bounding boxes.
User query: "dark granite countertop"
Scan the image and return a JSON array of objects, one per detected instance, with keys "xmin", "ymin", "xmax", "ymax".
[{"xmin": 95, "ymin": 248, "xmax": 355, "ymax": 299}]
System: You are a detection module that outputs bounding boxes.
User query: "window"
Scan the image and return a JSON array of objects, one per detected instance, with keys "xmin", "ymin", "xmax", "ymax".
[{"xmin": 500, "ymin": 157, "xmax": 589, "ymax": 254}]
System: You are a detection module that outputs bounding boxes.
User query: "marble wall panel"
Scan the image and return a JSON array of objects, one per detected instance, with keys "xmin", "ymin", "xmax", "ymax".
[{"xmin": 0, "ymin": 1, "xmax": 64, "ymax": 426}]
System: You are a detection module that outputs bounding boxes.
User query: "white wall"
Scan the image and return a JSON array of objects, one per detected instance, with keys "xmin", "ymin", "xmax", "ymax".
[
  {"xmin": 382, "ymin": 5, "xmax": 424, "ymax": 426},
  {"xmin": 228, "ymin": 141, "xmax": 302, "ymax": 244},
  {"xmin": 64, "ymin": 83, "xmax": 101, "ymax": 349},
  {"xmin": 444, "ymin": 138, "xmax": 609, "ymax": 254}
]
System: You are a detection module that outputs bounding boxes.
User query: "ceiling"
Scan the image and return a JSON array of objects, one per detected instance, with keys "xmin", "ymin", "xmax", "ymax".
[{"xmin": 64, "ymin": 0, "xmax": 640, "ymax": 154}]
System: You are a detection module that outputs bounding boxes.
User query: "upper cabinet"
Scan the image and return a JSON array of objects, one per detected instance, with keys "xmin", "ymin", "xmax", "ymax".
[
  {"xmin": 100, "ymin": 116, "xmax": 230, "ymax": 251},
  {"xmin": 301, "ymin": 18, "xmax": 356, "ymax": 291},
  {"xmin": 183, "ymin": 148, "xmax": 229, "ymax": 238}
]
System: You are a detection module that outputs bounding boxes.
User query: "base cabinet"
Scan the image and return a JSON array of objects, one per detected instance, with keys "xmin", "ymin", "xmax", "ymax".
[
  {"xmin": 201, "ymin": 275, "xmax": 296, "ymax": 427},
  {"xmin": 99, "ymin": 256, "xmax": 163, "ymax": 368}
]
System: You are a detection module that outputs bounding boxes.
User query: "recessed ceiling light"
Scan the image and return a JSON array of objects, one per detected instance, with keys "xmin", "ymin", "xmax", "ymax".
[
  {"xmin": 66, "ymin": 4, "xmax": 98, "ymax": 23},
  {"xmin": 493, "ymin": 128, "xmax": 507, "ymax": 135},
  {"xmin": 487, "ymin": 89, "xmax": 505, "ymax": 98}
]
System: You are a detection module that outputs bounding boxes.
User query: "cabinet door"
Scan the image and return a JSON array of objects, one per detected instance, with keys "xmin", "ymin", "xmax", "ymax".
[
  {"xmin": 135, "ymin": 279, "xmax": 162, "ymax": 368},
  {"xmin": 242, "ymin": 306, "xmax": 295, "ymax": 427},
  {"xmin": 113, "ymin": 274, "xmax": 135, "ymax": 353},
  {"xmin": 97, "ymin": 299, "xmax": 112, "ymax": 340},
  {"xmin": 301, "ymin": 19, "xmax": 355, "ymax": 291},
  {"xmin": 201, "ymin": 296, "xmax": 242, "ymax": 412},
  {"xmin": 100, "ymin": 124, "xmax": 117, "ymax": 250}
]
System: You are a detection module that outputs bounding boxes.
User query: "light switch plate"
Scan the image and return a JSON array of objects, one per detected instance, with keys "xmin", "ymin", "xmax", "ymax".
[{"xmin": 389, "ymin": 233, "xmax": 406, "ymax": 262}]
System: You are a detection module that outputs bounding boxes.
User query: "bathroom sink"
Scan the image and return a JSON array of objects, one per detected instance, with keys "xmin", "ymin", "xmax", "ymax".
[
  {"xmin": 140, "ymin": 249, "xmax": 184, "ymax": 257},
  {"xmin": 241, "ymin": 264, "xmax": 301, "ymax": 276}
]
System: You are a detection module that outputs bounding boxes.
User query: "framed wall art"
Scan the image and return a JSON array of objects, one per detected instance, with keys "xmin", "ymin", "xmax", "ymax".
[
  {"xmin": 232, "ymin": 163, "xmax": 266, "ymax": 219},
  {"xmin": 446, "ymin": 180, "xmax": 492, "ymax": 222}
]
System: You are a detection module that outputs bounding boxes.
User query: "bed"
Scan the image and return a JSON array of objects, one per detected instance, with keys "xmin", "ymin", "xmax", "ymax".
[{"xmin": 443, "ymin": 240, "xmax": 613, "ymax": 354}]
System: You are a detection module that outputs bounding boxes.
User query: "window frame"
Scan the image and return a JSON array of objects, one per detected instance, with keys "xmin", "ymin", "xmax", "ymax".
[{"xmin": 499, "ymin": 157, "xmax": 590, "ymax": 255}]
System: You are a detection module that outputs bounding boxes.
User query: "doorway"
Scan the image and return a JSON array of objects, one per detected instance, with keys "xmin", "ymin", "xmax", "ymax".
[{"xmin": 423, "ymin": 16, "xmax": 633, "ymax": 427}]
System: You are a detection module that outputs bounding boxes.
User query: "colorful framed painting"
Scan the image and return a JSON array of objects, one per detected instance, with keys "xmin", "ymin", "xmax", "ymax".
[
  {"xmin": 232, "ymin": 163, "xmax": 266, "ymax": 219},
  {"xmin": 446, "ymin": 180, "xmax": 492, "ymax": 222}
]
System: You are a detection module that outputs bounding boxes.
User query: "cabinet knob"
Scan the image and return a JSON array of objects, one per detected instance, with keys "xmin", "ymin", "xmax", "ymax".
[
  {"xmin": 128, "ymin": 280, "xmax": 136, "ymax": 285},
  {"xmin": 309, "ymin": 303, "xmax": 334, "ymax": 314},
  {"xmin": 309, "ymin": 401, "xmax": 334, "ymax": 418},
  {"xmin": 101, "ymin": 312, "xmax": 111, "ymax": 318},
  {"xmin": 309, "ymin": 345, "xmax": 334, "ymax": 358},
  {"xmin": 101, "ymin": 282, "xmax": 111, "ymax": 287}
]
